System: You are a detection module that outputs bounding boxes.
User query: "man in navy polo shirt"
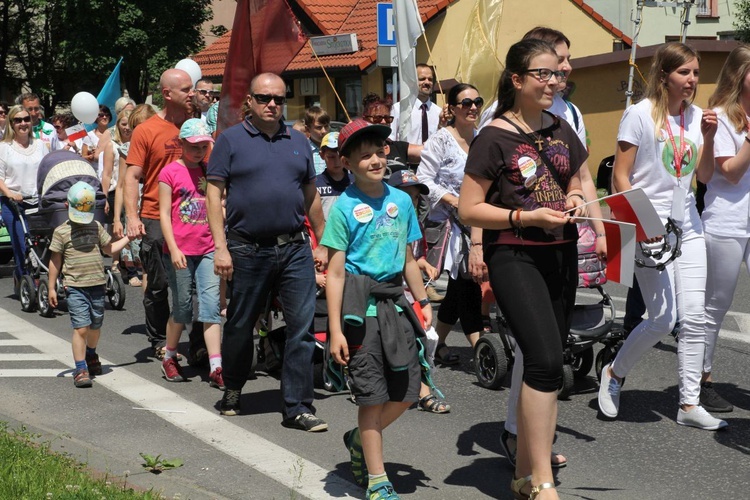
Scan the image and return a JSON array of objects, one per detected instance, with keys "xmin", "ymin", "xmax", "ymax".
[{"xmin": 206, "ymin": 72, "xmax": 328, "ymax": 432}]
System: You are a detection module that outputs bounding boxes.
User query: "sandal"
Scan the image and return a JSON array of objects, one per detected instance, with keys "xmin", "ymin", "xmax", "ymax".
[
  {"xmin": 129, "ymin": 276, "xmax": 142, "ymax": 287},
  {"xmin": 434, "ymin": 343, "xmax": 460, "ymax": 365},
  {"xmin": 343, "ymin": 427, "xmax": 367, "ymax": 487},
  {"xmin": 501, "ymin": 430, "xmax": 567, "ymax": 469},
  {"xmin": 511, "ymin": 475, "xmax": 531, "ymax": 500},
  {"xmin": 418, "ymin": 394, "xmax": 451, "ymax": 414},
  {"xmin": 529, "ymin": 482, "xmax": 555, "ymax": 500}
]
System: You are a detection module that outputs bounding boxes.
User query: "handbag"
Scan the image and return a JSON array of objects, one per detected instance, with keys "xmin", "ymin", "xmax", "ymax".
[{"xmin": 450, "ymin": 213, "xmax": 474, "ymax": 280}]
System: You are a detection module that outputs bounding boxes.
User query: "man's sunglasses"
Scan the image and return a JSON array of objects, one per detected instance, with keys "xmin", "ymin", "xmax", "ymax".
[
  {"xmin": 196, "ymin": 89, "xmax": 212, "ymax": 96},
  {"xmin": 364, "ymin": 115, "xmax": 394, "ymax": 124},
  {"xmin": 252, "ymin": 93, "xmax": 286, "ymax": 105},
  {"xmin": 524, "ymin": 68, "xmax": 567, "ymax": 82},
  {"xmin": 457, "ymin": 97, "xmax": 484, "ymax": 108},
  {"xmin": 13, "ymin": 116, "xmax": 32, "ymax": 124}
]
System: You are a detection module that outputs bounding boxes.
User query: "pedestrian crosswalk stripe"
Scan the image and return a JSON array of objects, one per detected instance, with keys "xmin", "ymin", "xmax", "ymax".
[
  {"xmin": 0, "ymin": 339, "xmax": 25, "ymax": 346},
  {"xmin": 0, "ymin": 353, "xmax": 56, "ymax": 361},
  {"xmin": 0, "ymin": 369, "xmax": 69, "ymax": 377}
]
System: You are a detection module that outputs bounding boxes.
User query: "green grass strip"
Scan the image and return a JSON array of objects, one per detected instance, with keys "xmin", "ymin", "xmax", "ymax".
[{"xmin": 0, "ymin": 422, "xmax": 160, "ymax": 499}]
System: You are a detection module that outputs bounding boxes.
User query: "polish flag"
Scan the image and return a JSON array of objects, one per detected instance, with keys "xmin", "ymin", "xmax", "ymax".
[
  {"xmin": 602, "ymin": 220, "xmax": 636, "ymax": 288},
  {"xmin": 65, "ymin": 124, "xmax": 87, "ymax": 142},
  {"xmin": 602, "ymin": 188, "xmax": 663, "ymax": 242}
]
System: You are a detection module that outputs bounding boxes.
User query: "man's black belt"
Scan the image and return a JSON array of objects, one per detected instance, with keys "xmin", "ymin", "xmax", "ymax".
[{"xmin": 226, "ymin": 229, "xmax": 307, "ymax": 247}]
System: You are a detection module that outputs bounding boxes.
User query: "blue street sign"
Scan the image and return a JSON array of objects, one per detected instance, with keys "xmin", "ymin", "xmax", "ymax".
[{"xmin": 377, "ymin": 3, "xmax": 396, "ymax": 46}]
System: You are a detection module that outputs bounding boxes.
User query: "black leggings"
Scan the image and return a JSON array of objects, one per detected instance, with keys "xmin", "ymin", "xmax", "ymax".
[
  {"xmin": 485, "ymin": 242, "xmax": 577, "ymax": 392},
  {"xmin": 436, "ymin": 275, "xmax": 483, "ymax": 335}
]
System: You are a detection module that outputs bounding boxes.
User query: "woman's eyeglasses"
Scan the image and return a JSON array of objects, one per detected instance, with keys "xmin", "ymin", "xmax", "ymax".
[
  {"xmin": 364, "ymin": 115, "xmax": 394, "ymax": 124},
  {"xmin": 252, "ymin": 93, "xmax": 286, "ymax": 105},
  {"xmin": 524, "ymin": 68, "xmax": 567, "ymax": 82},
  {"xmin": 457, "ymin": 97, "xmax": 484, "ymax": 108},
  {"xmin": 13, "ymin": 116, "xmax": 32, "ymax": 124}
]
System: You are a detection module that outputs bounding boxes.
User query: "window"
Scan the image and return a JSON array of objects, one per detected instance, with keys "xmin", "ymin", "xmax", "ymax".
[
  {"xmin": 695, "ymin": 0, "xmax": 718, "ymax": 18},
  {"xmin": 334, "ymin": 76, "xmax": 362, "ymax": 122}
]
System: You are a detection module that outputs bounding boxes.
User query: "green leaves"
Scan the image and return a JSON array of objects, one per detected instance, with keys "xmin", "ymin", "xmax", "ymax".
[
  {"xmin": 2, "ymin": 0, "xmax": 213, "ymax": 108},
  {"xmin": 139, "ymin": 452, "xmax": 184, "ymax": 473}
]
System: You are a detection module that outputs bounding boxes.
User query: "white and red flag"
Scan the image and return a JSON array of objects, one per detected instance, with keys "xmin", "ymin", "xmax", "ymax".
[
  {"xmin": 602, "ymin": 188, "xmax": 663, "ymax": 242},
  {"xmin": 65, "ymin": 124, "xmax": 87, "ymax": 142},
  {"xmin": 601, "ymin": 220, "xmax": 636, "ymax": 288}
]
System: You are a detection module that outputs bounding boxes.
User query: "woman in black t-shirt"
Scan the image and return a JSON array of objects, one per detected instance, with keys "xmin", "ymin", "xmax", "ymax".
[{"xmin": 458, "ymin": 39, "xmax": 589, "ymax": 500}]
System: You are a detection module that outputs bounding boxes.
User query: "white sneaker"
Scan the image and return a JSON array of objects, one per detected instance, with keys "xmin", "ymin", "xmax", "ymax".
[
  {"xmin": 676, "ymin": 406, "xmax": 728, "ymax": 431},
  {"xmin": 598, "ymin": 363, "xmax": 621, "ymax": 418}
]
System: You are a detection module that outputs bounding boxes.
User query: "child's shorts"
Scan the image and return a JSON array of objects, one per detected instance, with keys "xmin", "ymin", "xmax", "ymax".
[
  {"xmin": 67, "ymin": 285, "xmax": 105, "ymax": 330},
  {"xmin": 163, "ymin": 252, "xmax": 221, "ymax": 324},
  {"xmin": 345, "ymin": 314, "xmax": 421, "ymax": 406}
]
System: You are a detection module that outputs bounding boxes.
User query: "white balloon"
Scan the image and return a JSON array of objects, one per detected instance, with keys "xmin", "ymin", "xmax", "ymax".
[
  {"xmin": 70, "ymin": 92, "xmax": 100, "ymax": 124},
  {"xmin": 175, "ymin": 59, "xmax": 202, "ymax": 86}
]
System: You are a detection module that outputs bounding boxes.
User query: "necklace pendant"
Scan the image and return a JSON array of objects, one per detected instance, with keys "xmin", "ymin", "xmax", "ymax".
[{"xmin": 535, "ymin": 137, "xmax": 544, "ymax": 151}]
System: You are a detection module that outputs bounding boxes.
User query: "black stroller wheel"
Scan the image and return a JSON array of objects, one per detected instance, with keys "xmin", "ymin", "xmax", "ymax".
[
  {"xmin": 595, "ymin": 344, "xmax": 620, "ymax": 382},
  {"xmin": 106, "ymin": 270, "xmax": 126, "ymax": 310},
  {"xmin": 571, "ymin": 346, "xmax": 595, "ymax": 381},
  {"xmin": 19, "ymin": 275, "xmax": 37, "ymax": 312},
  {"xmin": 474, "ymin": 335, "xmax": 508, "ymax": 390},
  {"xmin": 37, "ymin": 276, "xmax": 55, "ymax": 317},
  {"xmin": 557, "ymin": 364, "xmax": 575, "ymax": 400}
]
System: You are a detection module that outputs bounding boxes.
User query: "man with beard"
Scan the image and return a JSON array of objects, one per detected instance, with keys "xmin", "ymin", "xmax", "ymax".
[
  {"xmin": 124, "ymin": 69, "xmax": 203, "ymax": 360},
  {"xmin": 388, "ymin": 64, "xmax": 441, "ymax": 145}
]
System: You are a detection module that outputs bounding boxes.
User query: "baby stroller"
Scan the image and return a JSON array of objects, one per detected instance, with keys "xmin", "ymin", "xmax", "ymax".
[
  {"xmin": 473, "ymin": 223, "xmax": 623, "ymax": 399},
  {"xmin": 15, "ymin": 150, "xmax": 126, "ymax": 316},
  {"xmin": 256, "ymin": 287, "xmax": 335, "ymax": 391}
]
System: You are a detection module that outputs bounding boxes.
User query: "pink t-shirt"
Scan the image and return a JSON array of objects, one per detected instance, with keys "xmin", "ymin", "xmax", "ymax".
[{"xmin": 158, "ymin": 161, "xmax": 214, "ymax": 256}]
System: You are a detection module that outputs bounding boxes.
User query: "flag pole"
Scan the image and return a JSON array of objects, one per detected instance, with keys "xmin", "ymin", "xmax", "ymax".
[{"xmin": 308, "ymin": 40, "xmax": 351, "ymax": 122}]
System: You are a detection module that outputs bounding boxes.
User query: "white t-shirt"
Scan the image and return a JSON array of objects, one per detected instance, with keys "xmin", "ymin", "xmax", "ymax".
[
  {"xmin": 478, "ymin": 95, "xmax": 587, "ymax": 148},
  {"xmin": 702, "ymin": 108, "xmax": 750, "ymax": 237},
  {"xmin": 0, "ymin": 139, "xmax": 48, "ymax": 204},
  {"xmin": 388, "ymin": 99, "xmax": 441, "ymax": 144},
  {"xmin": 617, "ymin": 99, "xmax": 703, "ymax": 220}
]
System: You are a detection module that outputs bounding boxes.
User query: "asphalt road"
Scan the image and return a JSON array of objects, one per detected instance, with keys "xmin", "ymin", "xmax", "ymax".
[{"xmin": 0, "ymin": 261, "xmax": 749, "ymax": 500}]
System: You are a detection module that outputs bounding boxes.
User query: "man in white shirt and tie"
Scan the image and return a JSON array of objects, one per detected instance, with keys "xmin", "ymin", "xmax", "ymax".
[{"xmin": 388, "ymin": 64, "xmax": 441, "ymax": 145}]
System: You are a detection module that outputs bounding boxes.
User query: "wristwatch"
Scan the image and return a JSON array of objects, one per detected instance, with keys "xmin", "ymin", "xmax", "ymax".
[{"xmin": 418, "ymin": 298, "xmax": 430, "ymax": 307}]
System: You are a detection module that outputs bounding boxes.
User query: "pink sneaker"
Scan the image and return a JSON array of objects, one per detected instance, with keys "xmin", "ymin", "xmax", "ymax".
[{"xmin": 209, "ymin": 367, "xmax": 226, "ymax": 391}]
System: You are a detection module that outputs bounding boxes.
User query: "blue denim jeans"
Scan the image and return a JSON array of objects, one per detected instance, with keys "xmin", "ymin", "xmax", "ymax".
[
  {"xmin": 163, "ymin": 252, "xmax": 221, "ymax": 324},
  {"xmin": 1, "ymin": 198, "xmax": 28, "ymax": 279},
  {"xmin": 223, "ymin": 238, "xmax": 316, "ymax": 419}
]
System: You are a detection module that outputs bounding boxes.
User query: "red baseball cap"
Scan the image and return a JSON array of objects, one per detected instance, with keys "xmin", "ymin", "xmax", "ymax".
[{"xmin": 338, "ymin": 118, "xmax": 391, "ymax": 156}]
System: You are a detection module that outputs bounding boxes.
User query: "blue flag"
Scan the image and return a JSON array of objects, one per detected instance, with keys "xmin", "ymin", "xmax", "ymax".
[{"xmin": 87, "ymin": 58, "xmax": 123, "ymax": 129}]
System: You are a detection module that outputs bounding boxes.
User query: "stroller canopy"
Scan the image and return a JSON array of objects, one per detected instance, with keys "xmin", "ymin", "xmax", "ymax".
[{"xmin": 36, "ymin": 150, "xmax": 106, "ymax": 227}]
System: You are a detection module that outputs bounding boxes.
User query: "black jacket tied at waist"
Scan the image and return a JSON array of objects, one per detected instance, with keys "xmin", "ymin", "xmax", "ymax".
[{"xmin": 342, "ymin": 273, "xmax": 426, "ymax": 371}]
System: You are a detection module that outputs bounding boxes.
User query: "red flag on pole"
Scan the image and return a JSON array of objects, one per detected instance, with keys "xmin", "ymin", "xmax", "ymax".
[{"xmin": 217, "ymin": 0, "xmax": 306, "ymax": 134}]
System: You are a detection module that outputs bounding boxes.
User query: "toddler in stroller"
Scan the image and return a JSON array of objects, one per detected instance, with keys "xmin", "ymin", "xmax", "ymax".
[{"xmin": 15, "ymin": 150, "xmax": 127, "ymax": 315}]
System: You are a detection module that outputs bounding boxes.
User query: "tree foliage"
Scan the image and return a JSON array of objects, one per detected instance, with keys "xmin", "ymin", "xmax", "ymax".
[
  {"xmin": 1, "ymin": 0, "xmax": 212, "ymax": 112},
  {"xmin": 735, "ymin": 0, "xmax": 750, "ymax": 43}
]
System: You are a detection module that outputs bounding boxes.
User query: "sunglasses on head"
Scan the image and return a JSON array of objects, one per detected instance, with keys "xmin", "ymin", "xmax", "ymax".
[
  {"xmin": 364, "ymin": 114, "xmax": 394, "ymax": 124},
  {"xmin": 13, "ymin": 116, "xmax": 32, "ymax": 124},
  {"xmin": 252, "ymin": 93, "xmax": 286, "ymax": 105},
  {"xmin": 524, "ymin": 68, "xmax": 567, "ymax": 82},
  {"xmin": 456, "ymin": 97, "xmax": 484, "ymax": 108}
]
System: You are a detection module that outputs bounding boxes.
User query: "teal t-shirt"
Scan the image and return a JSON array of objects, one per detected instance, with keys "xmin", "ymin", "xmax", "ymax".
[{"xmin": 321, "ymin": 182, "xmax": 422, "ymax": 282}]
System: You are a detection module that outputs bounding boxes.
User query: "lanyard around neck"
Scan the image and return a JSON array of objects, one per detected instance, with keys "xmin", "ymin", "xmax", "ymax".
[{"xmin": 663, "ymin": 106, "xmax": 685, "ymax": 179}]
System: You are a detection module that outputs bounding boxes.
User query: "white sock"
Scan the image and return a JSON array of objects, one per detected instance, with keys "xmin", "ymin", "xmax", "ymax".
[{"xmin": 209, "ymin": 354, "xmax": 222, "ymax": 373}]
